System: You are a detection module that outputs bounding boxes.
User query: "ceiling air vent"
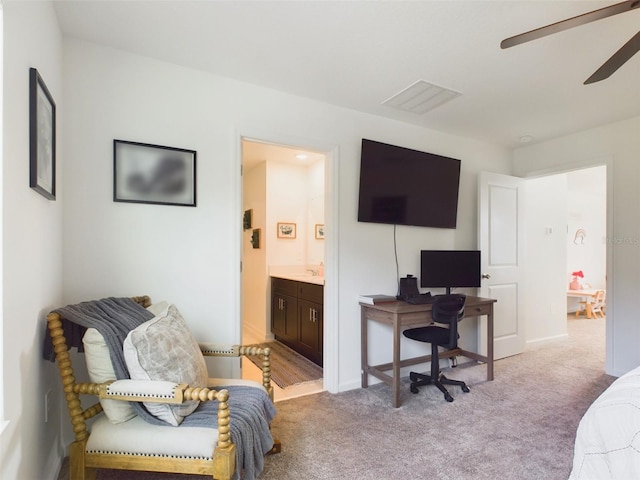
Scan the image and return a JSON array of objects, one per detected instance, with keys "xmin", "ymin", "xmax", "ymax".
[{"xmin": 383, "ymin": 80, "xmax": 461, "ymax": 114}]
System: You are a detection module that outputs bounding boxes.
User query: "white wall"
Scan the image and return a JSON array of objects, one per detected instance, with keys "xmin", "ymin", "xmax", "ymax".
[
  {"xmin": 513, "ymin": 116, "xmax": 640, "ymax": 376},
  {"xmin": 306, "ymin": 159, "xmax": 325, "ymax": 267},
  {"xmin": 242, "ymin": 162, "xmax": 267, "ymax": 344},
  {"xmin": 1, "ymin": 2, "xmax": 64, "ymax": 480},
  {"xmin": 266, "ymin": 158, "xmax": 325, "ymax": 269},
  {"xmin": 522, "ymin": 174, "xmax": 568, "ymax": 346},
  {"xmin": 566, "ymin": 166, "xmax": 607, "ymax": 291},
  {"xmin": 61, "ymin": 38, "xmax": 512, "ymax": 396},
  {"xmin": 267, "ymin": 161, "xmax": 310, "ymax": 267}
]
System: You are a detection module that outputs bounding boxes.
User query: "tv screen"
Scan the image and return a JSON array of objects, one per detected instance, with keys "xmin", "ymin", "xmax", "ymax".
[
  {"xmin": 420, "ymin": 250, "xmax": 481, "ymax": 294},
  {"xmin": 357, "ymin": 139, "xmax": 461, "ymax": 228}
]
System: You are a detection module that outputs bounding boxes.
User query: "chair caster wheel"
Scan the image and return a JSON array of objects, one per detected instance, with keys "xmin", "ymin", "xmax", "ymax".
[
  {"xmin": 462, "ymin": 385, "xmax": 470, "ymax": 393},
  {"xmin": 444, "ymin": 393, "xmax": 454, "ymax": 402},
  {"xmin": 409, "ymin": 372, "xmax": 418, "ymax": 382},
  {"xmin": 410, "ymin": 385, "xmax": 419, "ymax": 394}
]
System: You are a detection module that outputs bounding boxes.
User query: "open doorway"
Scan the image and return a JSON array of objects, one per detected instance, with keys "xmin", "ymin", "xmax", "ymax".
[
  {"xmin": 566, "ymin": 166, "xmax": 607, "ymax": 299},
  {"xmin": 565, "ymin": 166, "xmax": 607, "ymax": 365},
  {"xmin": 240, "ymin": 138, "xmax": 326, "ymax": 401},
  {"xmin": 523, "ymin": 165, "xmax": 607, "ymax": 363}
]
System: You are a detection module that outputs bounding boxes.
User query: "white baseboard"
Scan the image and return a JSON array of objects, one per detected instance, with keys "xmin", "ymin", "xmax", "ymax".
[
  {"xmin": 526, "ymin": 333, "xmax": 569, "ymax": 349},
  {"xmin": 242, "ymin": 323, "xmax": 272, "ymax": 345},
  {"xmin": 44, "ymin": 442, "xmax": 64, "ymax": 480}
]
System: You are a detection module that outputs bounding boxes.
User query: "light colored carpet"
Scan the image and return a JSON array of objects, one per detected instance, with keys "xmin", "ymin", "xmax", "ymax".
[
  {"xmin": 57, "ymin": 317, "xmax": 614, "ymax": 480},
  {"xmin": 246, "ymin": 341, "xmax": 323, "ymax": 389}
]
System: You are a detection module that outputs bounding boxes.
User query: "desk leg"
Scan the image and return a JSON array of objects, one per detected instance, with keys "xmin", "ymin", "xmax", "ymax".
[
  {"xmin": 487, "ymin": 308, "xmax": 494, "ymax": 381},
  {"xmin": 392, "ymin": 314, "xmax": 401, "ymax": 408},
  {"xmin": 361, "ymin": 307, "xmax": 368, "ymax": 388}
]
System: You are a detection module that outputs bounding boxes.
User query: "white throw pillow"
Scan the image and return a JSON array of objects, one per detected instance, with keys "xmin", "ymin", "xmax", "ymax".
[
  {"xmin": 83, "ymin": 328, "xmax": 136, "ymax": 424},
  {"xmin": 146, "ymin": 300, "xmax": 170, "ymax": 317},
  {"xmin": 123, "ymin": 304, "xmax": 208, "ymax": 426},
  {"xmin": 82, "ymin": 302, "xmax": 174, "ymax": 424}
]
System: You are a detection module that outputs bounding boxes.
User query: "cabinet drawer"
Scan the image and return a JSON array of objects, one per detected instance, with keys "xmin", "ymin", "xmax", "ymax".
[
  {"xmin": 272, "ymin": 277, "xmax": 298, "ymax": 296},
  {"xmin": 298, "ymin": 282, "xmax": 323, "ymax": 303},
  {"xmin": 467, "ymin": 303, "xmax": 493, "ymax": 317}
]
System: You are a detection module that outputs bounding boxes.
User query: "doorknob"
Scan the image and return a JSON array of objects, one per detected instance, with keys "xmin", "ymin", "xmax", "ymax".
[{"xmin": 482, "ymin": 273, "xmax": 491, "ymax": 279}]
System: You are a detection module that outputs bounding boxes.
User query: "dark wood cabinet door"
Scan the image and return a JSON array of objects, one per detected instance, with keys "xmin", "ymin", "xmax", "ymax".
[
  {"xmin": 272, "ymin": 293, "xmax": 298, "ymax": 345},
  {"xmin": 298, "ymin": 299, "xmax": 323, "ymax": 366}
]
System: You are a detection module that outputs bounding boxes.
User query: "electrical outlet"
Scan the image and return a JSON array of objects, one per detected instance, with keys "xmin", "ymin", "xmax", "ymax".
[{"xmin": 44, "ymin": 389, "xmax": 52, "ymax": 423}]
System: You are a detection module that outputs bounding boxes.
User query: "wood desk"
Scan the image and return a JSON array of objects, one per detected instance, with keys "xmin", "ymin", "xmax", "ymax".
[{"xmin": 360, "ymin": 296, "xmax": 497, "ymax": 408}]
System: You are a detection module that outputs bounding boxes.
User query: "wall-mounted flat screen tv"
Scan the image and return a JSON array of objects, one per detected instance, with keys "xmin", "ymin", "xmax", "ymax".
[{"xmin": 357, "ymin": 139, "xmax": 461, "ymax": 229}]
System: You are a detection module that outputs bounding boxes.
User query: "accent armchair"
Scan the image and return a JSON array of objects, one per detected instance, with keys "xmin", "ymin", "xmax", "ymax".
[{"xmin": 45, "ymin": 295, "xmax": 278, "ymax": 480}]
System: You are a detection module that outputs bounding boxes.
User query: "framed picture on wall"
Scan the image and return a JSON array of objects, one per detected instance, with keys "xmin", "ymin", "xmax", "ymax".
[
  {"xmin": 251, "ymin": 229, "xmax": 261, "ymax": 248},
  {"xmin": 315, "ymin": 224, "xmax": 325, "ymax": 239},
  {"xmin": 114, "ymin": 140, "xmax": 196, "ymax": 207},
  {"xmin": 243, "ymin": 209, "xmax": 253, "ymax": 230},
  {"xmin": 29, "ymin": 68, "xmax": 56, "ymax": 200},
  {"xmin": 277, "ymin": 222, "xmax": 296, "ymax": 239}
]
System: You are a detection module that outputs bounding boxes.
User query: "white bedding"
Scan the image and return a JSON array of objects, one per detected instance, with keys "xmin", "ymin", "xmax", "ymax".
[{"xmin": 569, "ymin": 365, "xmax": 640, "ymax": 479}]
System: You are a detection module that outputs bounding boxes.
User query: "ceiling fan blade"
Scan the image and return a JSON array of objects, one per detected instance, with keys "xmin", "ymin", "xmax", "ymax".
[
  {"xmin": 501, "ymin": 0, "xmax": 640, "ymax": 49},
  {"xmin": 584, "ymin": 30, "xmax": 640, "ymax": 84}
]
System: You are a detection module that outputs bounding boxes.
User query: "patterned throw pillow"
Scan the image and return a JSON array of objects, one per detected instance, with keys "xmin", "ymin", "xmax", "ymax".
[{"xmin": 123, "ymin": 304, "xmax": 208, "ymax": 426}]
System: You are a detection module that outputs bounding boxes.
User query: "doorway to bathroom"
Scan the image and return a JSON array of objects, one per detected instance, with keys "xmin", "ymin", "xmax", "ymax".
[{"xmin": 240, "ymin": 138, "xmax": 326, "ymax": 401}]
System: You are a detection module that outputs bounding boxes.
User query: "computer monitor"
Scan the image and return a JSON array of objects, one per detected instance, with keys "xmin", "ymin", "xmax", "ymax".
[{"xmin": 420, "ymin": 250, "xmax": 481, "ymax": 295}]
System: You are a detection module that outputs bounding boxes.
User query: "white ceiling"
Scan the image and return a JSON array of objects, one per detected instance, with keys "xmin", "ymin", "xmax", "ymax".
[
  {"xmin": 242, "ymin": 139, "xmax": 325, "ymax": 170},
  {"xmin": 53, "ymin": 1, "xmax": 640, "ymax": 149}
]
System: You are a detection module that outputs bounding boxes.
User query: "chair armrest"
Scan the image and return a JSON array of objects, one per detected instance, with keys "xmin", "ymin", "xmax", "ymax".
[
  {"xmin": 103, "ymin": 379, "xmax": 187, "ymax": 404},
  {"xmin": 199, "ymin": 343, "xmax": 241, "ymax": 356},
  {"xmin": 72, "ymin": 380, "xmax": 231, "ymax": 405},
  {"xmin": 199, "ymin": 344, "xmax": 273, "ymax": 399}
]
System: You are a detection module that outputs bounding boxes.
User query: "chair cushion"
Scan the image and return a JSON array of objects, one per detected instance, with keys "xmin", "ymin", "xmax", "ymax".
[
  {"xmin": 123, "ymin": 304, "xmax": 208, "ymax": 426},
  {"xmin": 86, "ymin": 414, "xmax": 218, "ymax": 460},
  {"xmin": 403, "ymin": 325, "xmax": 451, "ymax": 346},
  {"xmin": 82, "ymin": 302, "xmax": 170, "ymax": 424}
]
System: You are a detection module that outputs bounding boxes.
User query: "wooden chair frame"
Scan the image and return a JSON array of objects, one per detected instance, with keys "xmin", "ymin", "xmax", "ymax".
[
  {"xmin": 576, "ymin": 289, "xmax": 606, "ymax": 319},
  {"xmin": 47, "ymin": 295, "xmax": 277, "ymax": 480}
]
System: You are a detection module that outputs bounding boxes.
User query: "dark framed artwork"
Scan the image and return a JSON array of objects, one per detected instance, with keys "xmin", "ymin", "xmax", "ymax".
[
  {"xmin": 243, "ymin": 209, "xmax": 253, "ymax": 230},
  {"xmin": 251, "ymin": 229, "xmax": 261, "ymax": 249},
  {"xmin": 114, "ymin": 140, "xmax": 196, "ymax": 207},
  {"xmin": 29, "ymin": 68, "xmax": 56, "ymax": 200}
]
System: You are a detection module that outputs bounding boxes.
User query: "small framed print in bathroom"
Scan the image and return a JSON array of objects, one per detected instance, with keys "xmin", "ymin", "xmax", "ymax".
[
  {"xmin": 277, "ymin": 222, "xmax": 296, "ymax": 239},
  {"xmin": 251, "ymin": 229, "xmax": 260, "ymax": 249},
  {"xmin": 315, "ymin": 224, "xmax": 325, "ymax": 240}
]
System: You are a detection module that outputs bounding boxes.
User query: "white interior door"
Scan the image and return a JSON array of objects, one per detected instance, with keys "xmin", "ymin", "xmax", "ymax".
[{"xmin": 478, "ymin": 171, "xmax": 525, "ymax": 360}]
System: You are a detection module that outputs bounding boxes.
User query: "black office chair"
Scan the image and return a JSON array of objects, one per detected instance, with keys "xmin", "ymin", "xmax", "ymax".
[{"xmin": 403, "ymin": 294, "xmax": 470, "ymax": 402}]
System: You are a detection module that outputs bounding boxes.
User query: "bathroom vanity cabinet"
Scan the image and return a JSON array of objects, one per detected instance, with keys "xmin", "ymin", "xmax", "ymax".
[{"xmin": 271, "ymin": 277, "xmax": 323, "ymax": 367}]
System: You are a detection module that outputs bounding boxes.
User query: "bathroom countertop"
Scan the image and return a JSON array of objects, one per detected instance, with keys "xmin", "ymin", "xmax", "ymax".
[{"xmin": 270, "ymin": 273, "xmax": 325, "ymax": 286}]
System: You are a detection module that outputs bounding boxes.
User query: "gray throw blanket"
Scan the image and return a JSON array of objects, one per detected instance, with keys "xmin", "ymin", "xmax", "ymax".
[
  {"xmin": 46, "ymin": 297, "xmax": 155, "ymax": 378},
  {"xmin": 185, "ymin": 386, "xmax": 277, "ymax": 480},
  {"xmin": 44, "ymin": 297, "xmax": 276, "ymax": 480}
]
